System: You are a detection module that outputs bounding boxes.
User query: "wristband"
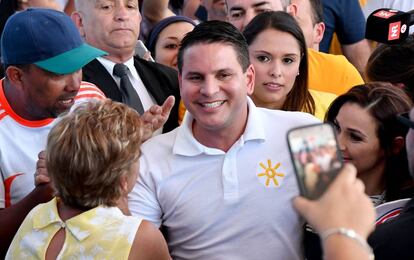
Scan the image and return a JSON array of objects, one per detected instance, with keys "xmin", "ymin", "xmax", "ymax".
[{"xmin": 320, "ymin": 228, "xmax": 374, "ymax": 260}]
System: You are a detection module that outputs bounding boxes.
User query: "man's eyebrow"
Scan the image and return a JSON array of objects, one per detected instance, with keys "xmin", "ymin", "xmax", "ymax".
[
  {"xmin": 229, "ymin": 1, "xmax": 270, "ymax": 12},
  {"xmin": 185, "ymin": 71, "xmax": 202, "ymax": 76},
  {"xmin": 252, "ymin": 1, "xmax": 271, "ymax": 8},
  {"xmin": 229, "ymin": 6, "xmax": 244, "ymax": 12}
]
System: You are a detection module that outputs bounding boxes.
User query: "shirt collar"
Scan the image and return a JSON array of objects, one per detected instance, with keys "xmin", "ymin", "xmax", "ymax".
[
  {"xmin": 173, "ymin": 97, "xmax": 266, "ymax": 156},
  {"xmin": 97, "ymin": 56, "xmax": 138, "ymax": 80},
  {"xmin": 32, "ymin": 198, "xmax": 124, "ymax": 242}
]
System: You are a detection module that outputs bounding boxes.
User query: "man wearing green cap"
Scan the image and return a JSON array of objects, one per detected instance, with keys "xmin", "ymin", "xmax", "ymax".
[{"xmin": 0, "ymin": 8, "xmax": 108, "ymax": 256}]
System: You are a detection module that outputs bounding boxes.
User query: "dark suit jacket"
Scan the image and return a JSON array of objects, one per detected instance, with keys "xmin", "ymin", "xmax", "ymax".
[
  {"xmin": 369, "ymin": 198, "xmax": 414, "ymax": 260},
  {"xmin": 82, "ymin": 56, "xmax": 180, "ymax": 133}
]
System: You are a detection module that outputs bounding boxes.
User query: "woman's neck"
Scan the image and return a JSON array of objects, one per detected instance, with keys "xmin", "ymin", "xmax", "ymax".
[
  {"xmin": 251, "ymin": 95, "xmax": 284, "ymax": 110},
  {"xmin": 358, "ymin": 164, "xmax": 386, "ymax": 196},
  {"xmin": 56, "ymin": 198, "xmax": 86, "ymax": 222}
]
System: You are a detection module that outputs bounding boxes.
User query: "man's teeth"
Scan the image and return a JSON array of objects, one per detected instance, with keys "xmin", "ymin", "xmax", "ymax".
[
  {"xmin": 202, "ymin": 101, "xmax": 224, "ymax": 108},
  {"xmin": 60, "ymin": 99, "xmax": 72, "ymax": 104}
]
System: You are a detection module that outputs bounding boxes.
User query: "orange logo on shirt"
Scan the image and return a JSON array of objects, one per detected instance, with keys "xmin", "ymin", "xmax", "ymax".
[
  {"xmin": 257, "ymin": 159, "xmax": 285, "ymax": 187},
  {"xmin": 4, "ymin": 173, "xmax": 23, "ymax": 208}
]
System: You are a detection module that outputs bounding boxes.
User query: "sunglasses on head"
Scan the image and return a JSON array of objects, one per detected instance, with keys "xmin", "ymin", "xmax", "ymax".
[{"xmin": 397, "ymin": 112, "xmax": 414, "ymax": 130}]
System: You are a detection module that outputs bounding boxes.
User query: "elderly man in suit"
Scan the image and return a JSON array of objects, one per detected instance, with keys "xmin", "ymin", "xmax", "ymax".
[{"xmin": 72, "ymin": 0, "xmax": 180, "ymax": 133}]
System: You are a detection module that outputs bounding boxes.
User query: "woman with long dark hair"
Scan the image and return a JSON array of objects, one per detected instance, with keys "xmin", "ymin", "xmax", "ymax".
[
  {"xmin": 326, "ymin": 82, "xmax": 414, "ymax": 203},
  {"xmin": 243, "ymin": 11, "xmax": 336, "ymax": 120}
]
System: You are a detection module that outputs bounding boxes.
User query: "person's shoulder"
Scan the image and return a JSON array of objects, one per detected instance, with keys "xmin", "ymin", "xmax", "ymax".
[
  {"xmin": 141, "ymin": 127, "xmax": 180, "ymax": 151},
  {"xmin": 0, "ymin": 79, "xmax": 9, "ymax": 123},
  {"xmin": 309, "ymin": 90, "xmax": 337, "ymax": 120},
  {"xmin": 134, "ymin": 56, "xmax": 179, "ymax": 94},
  {"xmin": 23, "ymin": 199, "xmax": 55, "ymax": 227},
  {"xmin": 75, "ymin": 81, "xmax": 106, "ymax": 101},
  {"xmin": 0, "ymin": 99, "xmax": 7, "ymax": 123},
  {"xmin": 308, "ymin": 49, "xmax": 363, "ymax": 81},
  {"xmin": 256, "ymin": 106, "xmax": 320, "ymax": 125},
  {"xmin": 309, "ymin": 89, "xmax": 337, "ymax": 103},
  {"xmin": 308, "ymin": 48, "xmax": 348, "ymax": 64},
  {"xmin": 134, "ymin": 56, "xmax": 178, "ymax": 78},
  {"xmin": 129, "ymin": 220, "xmax": 170, "ymax": 260}
]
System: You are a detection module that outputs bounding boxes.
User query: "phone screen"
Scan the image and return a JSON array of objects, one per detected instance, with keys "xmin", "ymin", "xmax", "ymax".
[{"xmin": 287, "ymin": 123, "xmax": 343, "ymax": 199}]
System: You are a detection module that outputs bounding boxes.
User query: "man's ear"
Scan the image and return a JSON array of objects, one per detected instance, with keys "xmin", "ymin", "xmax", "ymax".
[
  {"xmin": 392, "ymin": 136, "xmax": 405, "ymax": 155},
  {"xmin": 5, "ymin": 66, "xmax": 25, "ymax": 91},
  {"xmin": 314, "ymin": 22, "xmax": 325, "ymax": 45},
  {"xmin": 71, "ymin": 11, "xmax": 86, "ymax": 38},
  {"xmin": 245, "ymin": 64, "xmax": 255, "ymax": 95},
  {"xmin": 287, "ymin": 3, "xmax": 298, "ymax": 16}
]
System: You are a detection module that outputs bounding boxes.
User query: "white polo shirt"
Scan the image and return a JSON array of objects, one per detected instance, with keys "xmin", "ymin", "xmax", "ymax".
[{"xmin": 129, "ymin": 98, "xmax": 320, "ymax": 259}]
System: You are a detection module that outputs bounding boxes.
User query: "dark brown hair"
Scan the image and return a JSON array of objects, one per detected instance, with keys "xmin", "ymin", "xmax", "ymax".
[
  {"xmin": 366, "ymin": 36, "xmax": 414, "ymax": 101},
  {"xmin": 326, "ymin": 82, "xmax": 414, "ymax": 201},
  {"xmin": 243, "ymin": 11, "xmax": 315, "ymax": 114}
]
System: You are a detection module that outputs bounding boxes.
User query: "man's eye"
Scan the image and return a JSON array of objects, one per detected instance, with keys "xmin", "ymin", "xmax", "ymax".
[
  {"xmin": 127, "ymin": 3, "xmax": 138, "ymax": 9},
  {"xmin": 217, "ymin": 73, "xmax": 231, "ymax": 80},
  {"xmin": 101, "ymin": 4, "xmax": 113, "ymax": 10},
  {"xmin": 256, "ymin": 55, "xmax": 270, "ymax": 63},
  {"xmin": 230, "ymin": 12, "xmax": 243, "ymax": 19},
  {"xmin": 188, "ymin": 75, "xmax": 202, "ymax": 81}
]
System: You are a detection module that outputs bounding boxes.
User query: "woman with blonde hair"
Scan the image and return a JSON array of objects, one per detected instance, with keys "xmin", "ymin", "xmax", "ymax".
[{"xmin": 6, "ymin": 100, "xmax": 170, "ymax": 259}]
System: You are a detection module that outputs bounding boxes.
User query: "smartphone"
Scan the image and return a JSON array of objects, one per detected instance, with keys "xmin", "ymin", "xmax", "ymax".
[
  {"xmin": 287, "ymin": 123, "xmax": 343, "ymax": 200},
  {"xmin": 135, "ymin": 40, "xmax": 155, "ymax": 62}
]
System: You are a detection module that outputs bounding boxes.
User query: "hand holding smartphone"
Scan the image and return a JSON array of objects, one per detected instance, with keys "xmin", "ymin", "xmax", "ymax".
[
  {"xmin": 287, "ymin": 123, "xmax": 343, "ymax": 200},
  {"xmin": 135, "ymin": 40, "xmax": 155, "ymax": 62}
]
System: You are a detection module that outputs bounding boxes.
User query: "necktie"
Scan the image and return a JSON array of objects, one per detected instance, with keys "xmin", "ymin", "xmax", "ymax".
[{"xmin": 113, "ymin": 63, "xmax": 144, "ymax": 114}]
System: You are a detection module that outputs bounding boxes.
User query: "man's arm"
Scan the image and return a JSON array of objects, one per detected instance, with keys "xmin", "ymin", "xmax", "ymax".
[
  {"xmin": 0, "ymin": 151, "xmax": 53, "ymax": 257},
  {"xmin": 0, "ymin": 184, "xmax": 53, "ymax": 258},
  {"xmin": 342, "ymin": 39, "xmax": 372, "ymax": 78}
]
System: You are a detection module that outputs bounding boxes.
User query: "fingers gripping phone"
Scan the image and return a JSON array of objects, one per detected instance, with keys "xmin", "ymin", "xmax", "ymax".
[
  {"xmin": 135, "ymin": 40, "xmax": 155, "ymax": 62},
  {"xmin": 287, "ymin": 123, "xmax": 343, "ymax": 200}
]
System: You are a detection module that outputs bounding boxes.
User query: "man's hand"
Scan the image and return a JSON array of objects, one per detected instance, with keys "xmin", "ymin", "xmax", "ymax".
[
  {"xmin": 142, "ymin": 96, "xmax": 175, "ymax": 141},
  {"xmin": 34, "ymin": 150, "xmax": 50, "ymax": 187}
]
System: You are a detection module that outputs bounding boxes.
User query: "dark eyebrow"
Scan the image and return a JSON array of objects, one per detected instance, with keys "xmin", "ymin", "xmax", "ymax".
[
  {"xmin": 229, "ymin": 1, "xmax": 270, "ymax": 12},
  {"xmin": 347, "ymin": 128, "xmax": 367, "ymax": 139},
  {"xmin": 185, "ymin": 71, "xmax": 203, "ymax": 77},
  {"xmin": 164, "ymin": 37, "xmax": 180, "ymax": 41},
  {"xmin": 252, "ymin": 1, "xmax": 271, "ymax": 8},
  {"xmin": 229, "ymin": 6, "xmax": 244, "ymax": 12},
  {"xmin": 333, "ymin": 119, "xmax": 367, "ymax": 139}
]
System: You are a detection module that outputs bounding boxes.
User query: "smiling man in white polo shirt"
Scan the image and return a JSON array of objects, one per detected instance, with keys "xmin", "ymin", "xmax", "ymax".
[{"xmin": 129, "ymin": 21, "xmax": 319, "ymax": 259}]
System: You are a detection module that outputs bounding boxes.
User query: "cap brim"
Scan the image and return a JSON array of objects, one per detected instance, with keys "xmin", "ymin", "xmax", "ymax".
[{"xmin": 34, "ymin": 43, "xmax": 107, "ymax": 74}]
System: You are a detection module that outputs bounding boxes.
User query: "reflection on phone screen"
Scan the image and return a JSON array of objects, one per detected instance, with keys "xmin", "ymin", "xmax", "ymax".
[{"xmin": 288, "ymin": 124, "xmax": 342, "ymax": 199}]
